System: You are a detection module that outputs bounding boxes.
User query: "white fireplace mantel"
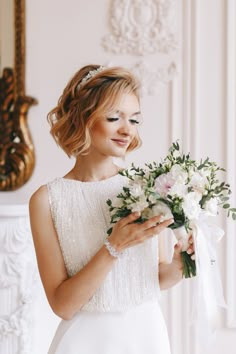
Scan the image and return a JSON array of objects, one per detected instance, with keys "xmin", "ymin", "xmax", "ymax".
[{"xmin": 0, "ymin": 204, "xmax": 39, "ymax": 354}]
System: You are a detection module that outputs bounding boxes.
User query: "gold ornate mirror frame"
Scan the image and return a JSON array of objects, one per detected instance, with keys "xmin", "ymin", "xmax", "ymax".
[{"xmin": 0, "ymin": 0, "xmax": 37, "ymax": 191}]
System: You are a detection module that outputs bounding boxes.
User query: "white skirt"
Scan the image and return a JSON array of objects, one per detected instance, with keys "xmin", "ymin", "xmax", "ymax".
[{"xmin": 48, "ymin": 301, "xmax": 171, "ymax": 354}]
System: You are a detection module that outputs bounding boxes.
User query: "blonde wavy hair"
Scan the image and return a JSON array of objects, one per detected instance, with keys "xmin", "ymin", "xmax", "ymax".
[{"xmin": 47, "ymin": 64, "xmax": 142, "ymax": 157}]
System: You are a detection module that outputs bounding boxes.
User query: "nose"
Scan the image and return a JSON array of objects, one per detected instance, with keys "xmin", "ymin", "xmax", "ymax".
[{"xmin": 118, "ymin": 118, "xmax": 133, "ymax": 136}]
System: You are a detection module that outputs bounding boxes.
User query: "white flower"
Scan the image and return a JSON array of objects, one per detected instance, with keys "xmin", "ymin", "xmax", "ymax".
[
  {"xmin": 154, "ymin": 173, "xmax": 175, "ymax": 197},
  {"xmin": 128, "ymin": 195, "xmax": 149, "ymax": 213},
  {"xmin": 203, "ymin": 198, "xmax": 218, "ymax": 216},
  {"xmin": 150, "ymin": 201, "xmax": 173, "ymax": 222},
  {"xmin": 170, "ymin": 164, "xmax": 188, "ymax": 184},
  {"xmin": 182, "ymin": 192, "xmax": 202, "ymax": 220},
  {"xmin": 189, "ymin": 171, "xmax": 208, "ymax": 194},
  {"xmin": 142, "ymin": 207, "xmax": 154, "ymax": 219},
  {"xmin": 112, "ymin": 197, "xmax": 123, "ymax": 208},
  {"xmin": 168, "ymin": 182, "xmax": 188, "ymax": 198},
  {"xmin": 148, "ymin": 194, "xmax": 158, "ymax": 204},
  {"xmin": 129, "ymin": 183, "xmax": 144, "ymax": 198}
]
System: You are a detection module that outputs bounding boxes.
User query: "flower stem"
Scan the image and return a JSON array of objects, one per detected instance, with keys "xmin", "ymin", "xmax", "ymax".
[{"xmin": 181, "ymin": 251, "xmax": 196, "ymax": 278}]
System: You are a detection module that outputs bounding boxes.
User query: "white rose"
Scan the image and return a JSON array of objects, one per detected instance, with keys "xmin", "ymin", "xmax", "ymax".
[
  {"xmin": 129, "ymin": 183, "xmax": 144, "ymax": 198},
  {"xmin": 151, "ymin": 201, "xmax": 173, "ymax": 222},
  {"xmin": 169, "ymin": 182, "xmax": 188, "ymax": 198},
  {"xmin": 170, "ymin": 164, "xmax": 188, "ymax": 183},
  {"xmin": 203, "ymin": 198, "xmax": 218, "ymax": 216},
  {"xmin": 182, "ymin": 192, "xmax": 202, "ymax": 220},
  {"xmin": 189, "ymin": 172, "xmax": 208, "ymax": 194}
]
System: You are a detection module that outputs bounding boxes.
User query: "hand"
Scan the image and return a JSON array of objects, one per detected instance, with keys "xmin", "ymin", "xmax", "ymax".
[
  {"xmin": 172, "ymin": 234, "xmax": 195, "ymax": 272},
  {"xmin": 109, "ymin": 212, "xmax": 174, "ymax": 252},
  {"xmin": 174, "ymin": 234, "xmax": 195, "ymax": 258},
  {"xmin": 186, "ymin": 234, "xmax": 195, "ymax": 260}
]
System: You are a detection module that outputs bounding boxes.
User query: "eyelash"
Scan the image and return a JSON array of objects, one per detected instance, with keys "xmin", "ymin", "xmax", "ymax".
[{"xmin": 106, "ymin": 117, "xmax": 140, "ymax": 125}]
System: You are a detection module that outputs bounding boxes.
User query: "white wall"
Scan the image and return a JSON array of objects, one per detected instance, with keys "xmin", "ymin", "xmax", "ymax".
[{"xmin": 0, "ymin": 1, "xmax": 235, "ymax": 353}]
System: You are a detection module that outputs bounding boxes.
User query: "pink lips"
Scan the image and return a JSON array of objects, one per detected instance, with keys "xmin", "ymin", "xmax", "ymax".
[{"xmin": 111, "ymin": 139, "xmax": 129, "ymax": 146}]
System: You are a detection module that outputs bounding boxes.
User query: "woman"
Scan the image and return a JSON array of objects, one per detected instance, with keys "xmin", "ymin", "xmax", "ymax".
[{"xmin": 29, "ymin": 64, "xmax": 194, "ymax": 354}]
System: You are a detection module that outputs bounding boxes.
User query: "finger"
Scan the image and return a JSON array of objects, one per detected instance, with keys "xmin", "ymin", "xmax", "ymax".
[
  {"xmin": 143, "ymin": 218, "xmax": 174, "ymax": 236},
  {"xmin": 187, "ymin": 246, "xmax": 194, "ymax": 254},
  {"xmin": 118, "ymin": 212, "xmax": 141, "ymax": 228},
  {"xmin": 140, "ymin": 214, "xmax": 162, "ymax": 230},
  {"xmin": 188, "ymin": 235, "xmax": 193, "ymax": 244}
]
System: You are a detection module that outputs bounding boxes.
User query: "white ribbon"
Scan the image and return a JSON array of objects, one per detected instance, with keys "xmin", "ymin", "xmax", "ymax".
[{"xmin": 173, "ymin": 214, "xmax": 226, "ymax": 351}]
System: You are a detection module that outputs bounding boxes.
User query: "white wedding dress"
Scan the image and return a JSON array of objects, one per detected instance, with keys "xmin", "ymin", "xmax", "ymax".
[{"xmin": 47, "ymin": 174, "xmax": 171, "ymax": 354}]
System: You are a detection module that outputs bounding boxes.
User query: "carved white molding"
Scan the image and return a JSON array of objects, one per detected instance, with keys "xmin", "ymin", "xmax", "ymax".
[
  {"xmin": 225, "ymin": 0, "xmax": 236, "ymax": 329},
  {"xmin": 131, "ymin": 60, "xmax": 177, "ymax": 95},
  {"xmin": 102, "ymin": 0, "xmax": 178, "ymax": 55},
  {"xmin": 0, "ymin": 205, "xmax": 39, "ymax": 354},
  {"xmin": 165, "ymin": 1, "xmax": 199, "ymax": 354}
]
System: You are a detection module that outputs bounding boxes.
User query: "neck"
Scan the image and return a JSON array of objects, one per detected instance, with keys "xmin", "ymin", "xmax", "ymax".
[{"xmin": 66, "ymin": 154, "xmax": 120, "ymax": 182}]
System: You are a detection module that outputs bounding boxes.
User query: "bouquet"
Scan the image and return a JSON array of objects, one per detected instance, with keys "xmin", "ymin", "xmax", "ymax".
[{"xmin": 107, "ymin": 141, "xmax": 235, "ymax": 278}]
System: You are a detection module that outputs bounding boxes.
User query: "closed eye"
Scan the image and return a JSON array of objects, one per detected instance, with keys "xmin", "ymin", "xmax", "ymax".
[
  {"xmin": 129, "ymin": 118, "xmax": 140, "ymax": 125},
  {"xmin": 106, "ymin": 117, "xmax": 119, "ymax": 122}
]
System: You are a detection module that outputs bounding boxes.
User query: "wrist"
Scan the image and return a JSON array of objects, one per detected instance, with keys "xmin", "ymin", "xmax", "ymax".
[{"xmin": 104, "ymin": 239, "xmax": 122, "ymax": 259}]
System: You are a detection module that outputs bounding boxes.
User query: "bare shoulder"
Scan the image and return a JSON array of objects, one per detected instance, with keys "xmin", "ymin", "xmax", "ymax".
[
  {"xmin": 29, "ymin": 184, "xmax": 54, "ymax": 244},
  {"xmin": 29, "ymin": 184, "xmax": 49, "ymax": 211}
]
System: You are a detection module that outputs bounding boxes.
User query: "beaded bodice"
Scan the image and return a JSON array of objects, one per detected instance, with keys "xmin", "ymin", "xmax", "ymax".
[{"xmin": 47, "ymin": 174, "xmax": 160, "ymax": 312}]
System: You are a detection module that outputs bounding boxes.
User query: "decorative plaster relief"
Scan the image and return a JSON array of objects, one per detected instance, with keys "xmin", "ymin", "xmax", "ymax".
[
  {"xmin": 132, "ymin": 60, "xmax": 177, "ymax": 95},
  {"xmin": 0, "ymin": 207, "xmax": 39, "ymax": 354},
  {"xmin": 102, "ymin": 0, "xmax": 177, "ymax": 55}
]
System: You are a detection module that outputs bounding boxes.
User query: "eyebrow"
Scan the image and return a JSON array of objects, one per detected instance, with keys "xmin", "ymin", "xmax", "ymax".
[{"xmin": 115, "ymin": 110, "xmax": 141, "ymax": 117}]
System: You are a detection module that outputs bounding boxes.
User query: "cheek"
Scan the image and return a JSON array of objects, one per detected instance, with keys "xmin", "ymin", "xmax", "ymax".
[{"xmin": 90, "ymin": 122, "xmax": 111, "ymax": 140}]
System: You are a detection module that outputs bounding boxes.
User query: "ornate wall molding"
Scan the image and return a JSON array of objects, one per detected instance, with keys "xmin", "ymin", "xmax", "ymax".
[
  {"xmin": 131, "ymin": 60, "xmax": 177, "ymax": 95},
  {"xmin": 0, "ymin": 205, "xmax": 39, "ymax": 354},
  {"xmin": 102, "ymin": 0, "xmax": 178, "ymax": 56}
]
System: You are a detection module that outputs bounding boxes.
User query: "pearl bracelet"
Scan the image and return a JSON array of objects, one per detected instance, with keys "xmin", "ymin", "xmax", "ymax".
[{"xmin": 104, "ymin": 239, "xmax": 120, "ymax": 258}]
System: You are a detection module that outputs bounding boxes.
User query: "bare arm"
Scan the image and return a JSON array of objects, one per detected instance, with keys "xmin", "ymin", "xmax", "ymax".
[{"xmin": 29, "ymin": 186, "xmax": 173, "ymax": 320}]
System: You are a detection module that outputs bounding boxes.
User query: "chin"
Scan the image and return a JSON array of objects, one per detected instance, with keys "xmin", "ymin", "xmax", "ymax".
[{"xmin": 111, "ymin": 149, "xmax": 127, "ymax": 158}]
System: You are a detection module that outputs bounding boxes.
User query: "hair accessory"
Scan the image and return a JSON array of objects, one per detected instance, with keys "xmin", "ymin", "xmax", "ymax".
[
  {"xmin": 77, "ymin": 66, "xmax": 106, "ymax": 91},
  {"xmin": 104, "ymin": 239, "xmax": 121, "ymax": 258}
]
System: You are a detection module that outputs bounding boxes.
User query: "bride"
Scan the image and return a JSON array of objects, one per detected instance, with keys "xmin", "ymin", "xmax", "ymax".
[{"xmin": 29, "ymin": 64, "xmax": 194, "ymax": 354}]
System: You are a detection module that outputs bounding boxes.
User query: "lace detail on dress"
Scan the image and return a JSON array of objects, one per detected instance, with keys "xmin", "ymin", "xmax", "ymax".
[{"xmin": 47, "ymin": 175, "xmax": 160, "ymax": 312}]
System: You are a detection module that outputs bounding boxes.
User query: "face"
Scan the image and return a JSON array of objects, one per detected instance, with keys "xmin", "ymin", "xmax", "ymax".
[{"xmin": 89, "ymin": 93, "xmax": 141, "ymax": 158}]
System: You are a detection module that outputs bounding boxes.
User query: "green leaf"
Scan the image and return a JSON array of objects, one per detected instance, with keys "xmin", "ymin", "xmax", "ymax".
[
  {"xmin": 221, "ymin": 197, "xmax": 229, "ymax": 202},
  {"xmin": 107, "ymin": 227, "xmax": 113, "ymax": 236},
  {"xmin": 106, "ymin": 199, "xmax": 112, "ymax": 206},
  {"xmin": 223, "ymin": 204, "xmax": 230, "ymax": 209}
]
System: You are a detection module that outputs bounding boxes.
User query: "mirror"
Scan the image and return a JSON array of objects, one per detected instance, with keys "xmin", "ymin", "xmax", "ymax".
[{"xmin": 0, "ymin": 0, "xmax": 37, "ymax": 191}]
